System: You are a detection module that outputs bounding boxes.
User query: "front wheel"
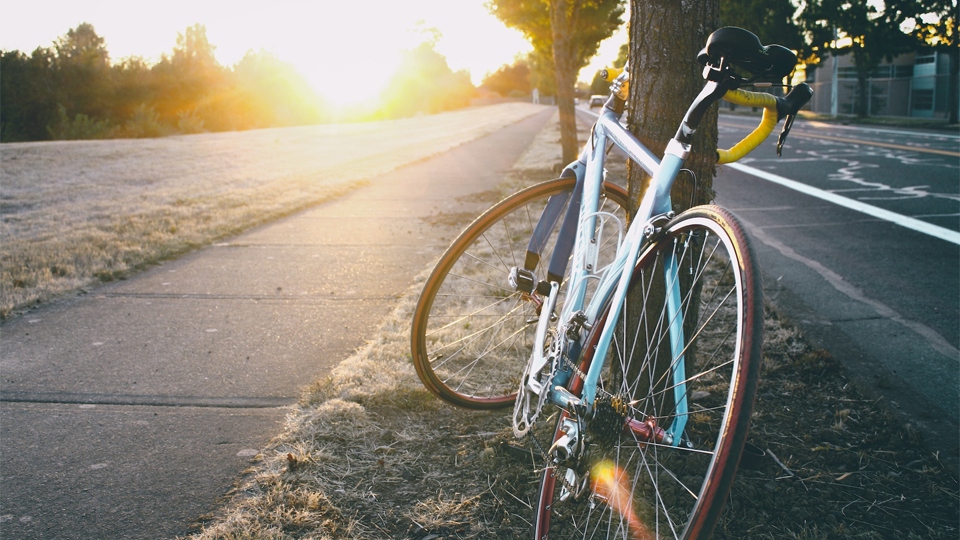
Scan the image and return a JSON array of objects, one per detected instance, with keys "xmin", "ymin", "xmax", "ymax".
[
  {"xmin": 534, "ymin": 205, "xmax": 763, "ymax": 539},
  {"xmin": 411, "ymin": 177, "xmax": 629, "ymax": 409}
]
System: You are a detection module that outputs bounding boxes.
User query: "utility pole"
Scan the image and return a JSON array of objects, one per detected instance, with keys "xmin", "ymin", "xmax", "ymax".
[{"xmin": 830, "ymin": 26, "xmax": 838, "ymax": 117}]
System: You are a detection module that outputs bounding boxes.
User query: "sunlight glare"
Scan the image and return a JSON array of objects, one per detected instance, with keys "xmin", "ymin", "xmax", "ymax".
[
  {"xmin": 591, "ymin": 459, "xmax": 655, "ymax": 540},
  {"xmin": 0, "ymin": 0, "xmax": 534, "ymax": 108}
]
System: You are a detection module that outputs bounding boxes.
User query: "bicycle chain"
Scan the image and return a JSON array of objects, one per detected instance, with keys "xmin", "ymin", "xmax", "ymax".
[
  {"xmin": 564, "ymin": 355, "xmax": 588, "ymax": 383},
  {"xmin": 527, "ymin": 428, "xmax": 549, "ymax": 461}
]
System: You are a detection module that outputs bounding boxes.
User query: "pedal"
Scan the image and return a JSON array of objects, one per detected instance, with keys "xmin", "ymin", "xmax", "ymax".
[
  {"xmin": 509, "ymin": 267, "xmax": 552, "ymax": 296},
  {"xmin": 509, "ymin": 267, "xmax": 537, "ymax": 294}
]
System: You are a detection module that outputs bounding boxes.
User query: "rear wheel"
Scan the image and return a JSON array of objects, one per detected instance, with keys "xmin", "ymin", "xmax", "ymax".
[
  {"xmin": 411, "ymin": 177, "xmax": 629, "ymax": 409},
  {"xmin": 534, "ymin": 205, "xmax": 763, "ymax": 539}
]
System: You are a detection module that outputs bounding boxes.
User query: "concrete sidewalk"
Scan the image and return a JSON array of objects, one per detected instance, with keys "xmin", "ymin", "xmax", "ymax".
[{"xmin": 0, "ymin": 108, "xmax": 554, "ymax": 539}]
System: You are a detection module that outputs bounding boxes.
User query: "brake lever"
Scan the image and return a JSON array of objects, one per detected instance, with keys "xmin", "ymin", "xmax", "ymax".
[{"xmin": 776, "ymin": 113, "xmax": 796, "ymax": 156}]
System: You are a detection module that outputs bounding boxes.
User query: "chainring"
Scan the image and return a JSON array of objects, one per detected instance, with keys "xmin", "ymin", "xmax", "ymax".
[{"xmin": 512, "ymin": 327, "xmax": 562, "ymax": 437}]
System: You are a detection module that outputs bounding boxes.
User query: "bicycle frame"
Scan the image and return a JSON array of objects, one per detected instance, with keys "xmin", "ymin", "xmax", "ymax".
[{"xmin": 533, "ymin": 93, "xmax": 713, "ymax": 447}]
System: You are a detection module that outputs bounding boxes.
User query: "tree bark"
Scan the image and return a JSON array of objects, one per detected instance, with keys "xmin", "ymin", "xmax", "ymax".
[
  {"xmin": 623, "ymin": 0, "xmax": 720, "ymax": 402},
  {"xmin": 551, "ymin": 0, "xmax": 580, "ymax": 165},
  {"xmin": 627, "ymin": 0, "xmax": 720, "ymax": 215}
]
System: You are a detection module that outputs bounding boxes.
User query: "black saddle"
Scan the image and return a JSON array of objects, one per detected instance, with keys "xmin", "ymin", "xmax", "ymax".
[{"xmin": 698, "ymin": 27, "xmax": 797, "ymax": 80}]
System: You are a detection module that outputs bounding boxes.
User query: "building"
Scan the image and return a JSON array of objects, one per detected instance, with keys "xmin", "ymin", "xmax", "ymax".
[{"xmin": 804, "ymin": 50, "xmax": 953, "ymax": 119}]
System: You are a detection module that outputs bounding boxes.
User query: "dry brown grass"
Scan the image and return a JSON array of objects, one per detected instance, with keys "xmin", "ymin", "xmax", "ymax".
[
  {"xmin": 184, "ymin": 283, "xmax": 959, "ymax": 540},
  {"xmin": 0, "ymin": 103, "xmax": 547, "ymax": 319}
]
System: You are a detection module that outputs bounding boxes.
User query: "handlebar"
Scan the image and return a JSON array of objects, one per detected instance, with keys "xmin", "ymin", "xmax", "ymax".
[
  {"xmin": 591, "ymin": 28, "xmax": 816, "ymax": 166},
  {"xmin": 717, "ymin": 83, "xmax": 813, "ymax": 164}
]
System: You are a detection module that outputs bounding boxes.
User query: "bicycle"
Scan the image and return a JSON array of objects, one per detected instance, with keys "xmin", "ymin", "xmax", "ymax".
[{"xmin": 411, "ymin": 27, "xmax": 812, "ymax": 539}]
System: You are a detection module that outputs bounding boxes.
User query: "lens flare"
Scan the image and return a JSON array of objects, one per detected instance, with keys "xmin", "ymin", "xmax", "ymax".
[{"xmin": 590, "ymin": 459, "xmax": 655, "ymax": 540}]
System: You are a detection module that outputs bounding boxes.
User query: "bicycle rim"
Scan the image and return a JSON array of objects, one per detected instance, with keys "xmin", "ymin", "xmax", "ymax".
[
  {"xmin": 411, "ymin": 178, "xmax": 629, "ymax": 409},
  {"xmin": 534, "ymin": 205, "xmax": 763, "ymax": 539}
]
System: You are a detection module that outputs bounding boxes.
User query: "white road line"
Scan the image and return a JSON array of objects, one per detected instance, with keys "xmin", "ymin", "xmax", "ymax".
[
  {"xmin": 738, "ymin": 213, "xmax": 960, "ymax": 361},
  {"xmin": 727, "ymin": 162, "xmax": 960, "ymax": 246},
  {"xmin": 803, "ymin": 120, "xmax": 960, "ymax": 140},
  {"xmin": 579, "ymin": 106, "xmax": 959, "ymax": 243}
]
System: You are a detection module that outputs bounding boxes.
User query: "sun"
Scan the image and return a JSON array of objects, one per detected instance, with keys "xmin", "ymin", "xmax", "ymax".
[
  {"xmin": 206, "ymin": 1, "xmax": 531, "ymax": 109},
  {"xmin": 284, "ymin": 47, "xmax": 405, "ymax": 108}
]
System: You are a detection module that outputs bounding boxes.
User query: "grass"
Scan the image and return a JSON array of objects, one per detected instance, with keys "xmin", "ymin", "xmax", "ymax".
[
  {"xmin": 181, "ymin": 259, "xmax": 959, "ymax": 540},
  {"xmin": 0, "ymin": 103, "xmax": 547, "ymax": 319}
]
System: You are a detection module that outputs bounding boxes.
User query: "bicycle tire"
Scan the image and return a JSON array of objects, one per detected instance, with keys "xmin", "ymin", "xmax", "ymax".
[
  {"xmin": 411, "ymin": 177, "xmax": 630, "ymax": 409},
  {"xmin": 533, "ymin": 205, "xmax": 763, "ymax": 539}
]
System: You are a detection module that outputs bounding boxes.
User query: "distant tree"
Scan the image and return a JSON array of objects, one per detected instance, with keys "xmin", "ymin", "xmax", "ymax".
[
  {"xmin": 487, "ymin": 0, "xmax": 626, "ymax": 164},
  {"xmin": 231, "ymin": 50, "xmax": 327, "ymax": 128},
  {"xmin": 526, "ymin": 47, "xmax": 558, "ymax": 96},
  {"xmin": 588, "ymin": 42, "xmax": 628, "ymax": 95},
  {"xmin": 1, "ymin": 22, "xmax": 335, "ymax": 141},
  {"xmin": 152, "ymin": 24, "xmax": 230, "ymax": 128},
  {"xmin": 895, "ymin": 0, "xmax": 958, "ymax": 122},
  {"xmin": 483, "ymin": 57, "xmax": 533, "ymax": 97},
  {"xmin": 1, "ymin": 48, "xmax": 58, "ymax": 141},
  {"xmin": 720, "ymin": 0, "xmax": 804, "ymax": 54},
  {"xmin": 378, "ymin": 41, "xmax": 476, "ymax": 118},
  {"xmin": 111, "ymin": 56, "xmax": 155, "ymax": 123},
  {"xmin": 52, "ymin": 23, "xmax": 114, "ymax": 122},
  {"xmin": 800, "ymin": 0, "xmax": 915, "ymax": 117}
]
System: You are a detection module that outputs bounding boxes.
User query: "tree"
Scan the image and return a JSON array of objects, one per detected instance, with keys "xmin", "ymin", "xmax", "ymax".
[
  {"xmin": 800, "ymin": 0, "xmax": 915, "ymax": 117},
  {"xmin": 378, "ymin": 40, "xmax": 476, "ymax": 118},
  {"xmin": 488, "ymin": 0, "xmax": 625, "ymax": 164},
  {"xmin": 627, "ymin": 0, "xmax": 720, "ymax": 214},
  {"xmin": 1, "ymin": 48, "xmax": 58, "ymax": 141},
  {"xmin": 622, "ymin": 0, "xmax": 721, "ymax": 453},
  {"xmin": 52, "ymin": 23, "xmax": 114, "ymax": 122},
  {"xmin": 152, "ymin": 24, "xmax": 229, "ymax": 128},
  {"xmin": 720, "ymin": 0, "xmax": 804, "ymax": 54},
  {"xmin": 482, "ymin": 57, "xmax": 533, "ymax": 97},
  {"xmin": 231, "ymin": 50, "xmax": 327, "ymax": 128},
  {"xmin": 895, "ymin": 0, "xmax": 958, "ymax": 122}
]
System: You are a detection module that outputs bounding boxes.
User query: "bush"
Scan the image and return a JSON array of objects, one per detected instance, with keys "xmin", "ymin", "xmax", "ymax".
[
  {"xmin": 47, "ymin": 104, "xmax": 116, "ymax": 140},
  {"xmin": 124, "ymin": 104, "xmax": 169, "ymax": 138},
  {"xmin": 176, "ymin": 109, "xmax": 206, "ymax": 134}
]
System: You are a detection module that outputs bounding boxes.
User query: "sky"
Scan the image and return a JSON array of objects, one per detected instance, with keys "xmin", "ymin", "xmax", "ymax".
[{"xmin": 0, "ymin": 0, "xmax": 627, "ymax": 106}]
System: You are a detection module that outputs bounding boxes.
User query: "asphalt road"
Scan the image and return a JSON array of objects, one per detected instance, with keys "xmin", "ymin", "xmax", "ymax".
[
  {"xmin": 714, "ymin": 114, "xmax": 959, "ymax": 459},
  {"xmin": 0, "ymin": 108, "xmax": 554, "ymax": 539}
]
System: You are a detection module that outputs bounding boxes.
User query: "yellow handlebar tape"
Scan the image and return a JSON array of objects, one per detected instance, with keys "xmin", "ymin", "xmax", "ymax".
[
  {"xmin": 717, "ymin": 89, "xmax": 779, "ymax": 165},
  {"xmin": 599, "ymin": 68, "xmax": 629, "ymax": 101},
  {"xmin": 601, "ymin": 68, "xmax": 623, "ymax": 82}
]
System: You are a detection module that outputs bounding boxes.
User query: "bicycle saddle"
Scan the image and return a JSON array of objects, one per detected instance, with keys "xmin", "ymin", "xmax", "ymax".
[{"xmin": 698, "ymin": 27, "xmax": 797, "ymax": 80}]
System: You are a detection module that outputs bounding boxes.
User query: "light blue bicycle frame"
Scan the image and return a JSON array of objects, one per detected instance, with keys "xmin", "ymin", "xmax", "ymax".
[{"xmin": 546, "ymin": 106, "xmax": 694, "ymax": 446}]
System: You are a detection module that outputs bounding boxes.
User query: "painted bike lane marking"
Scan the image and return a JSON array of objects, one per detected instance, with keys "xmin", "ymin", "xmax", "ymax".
[{"xmin": 727, "ymin": 162, "xmax": 960, "ymax": 245}]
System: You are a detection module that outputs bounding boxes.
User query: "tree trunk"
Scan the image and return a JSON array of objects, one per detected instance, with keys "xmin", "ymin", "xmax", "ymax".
[
  {"xmin": 623, "ymin": 0, "xmax": 720, "ymax": 403},
  {"xmin": 627, "ymin": 0, "xmax": 720, "ymax": 214},
  {"xmin": 551, "ymin": 0, "xmax": 580, "ymax": 165}
]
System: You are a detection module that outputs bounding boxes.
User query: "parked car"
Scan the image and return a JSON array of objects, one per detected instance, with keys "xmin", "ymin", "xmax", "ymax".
[{"xmin": 589, "ymin": 95, "xmax": 605, "ymax": 108}]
